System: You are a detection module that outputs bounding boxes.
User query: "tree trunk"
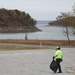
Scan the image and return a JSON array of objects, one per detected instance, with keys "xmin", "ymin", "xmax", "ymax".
[{"xmin": 65, "ymin": 26, "xmax": 70, "ymax": 44}]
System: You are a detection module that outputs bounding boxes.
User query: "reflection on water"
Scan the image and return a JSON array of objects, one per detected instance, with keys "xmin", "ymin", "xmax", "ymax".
[{"xmin": 0, "ymin": 24, "xmax": 75, "ymax": 40}]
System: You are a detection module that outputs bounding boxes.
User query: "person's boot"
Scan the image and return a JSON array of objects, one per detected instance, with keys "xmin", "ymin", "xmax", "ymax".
[{"xmin": 58, "ymin": 71, "xmax": 62, "ymax": 73}]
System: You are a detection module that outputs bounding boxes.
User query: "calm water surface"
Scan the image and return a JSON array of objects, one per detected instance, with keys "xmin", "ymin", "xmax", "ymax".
[{"xmin": 0, "ymin": 21, "xmax": 75, "ymax": 40}]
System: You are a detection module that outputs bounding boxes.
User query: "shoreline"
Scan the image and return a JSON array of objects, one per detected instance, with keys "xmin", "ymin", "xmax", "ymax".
[{"xmin": 0, "ymin": 26, "xmax": 41, "ymax": 33}]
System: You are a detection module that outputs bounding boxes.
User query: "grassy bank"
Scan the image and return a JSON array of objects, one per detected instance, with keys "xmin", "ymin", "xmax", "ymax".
[
  {"xmin": 0, "ymin": 39, "xmax": 75, "ymax": 46},
  {"xmin": 0, "ymin": 39, "xmax": 75, "ymax": 50}
]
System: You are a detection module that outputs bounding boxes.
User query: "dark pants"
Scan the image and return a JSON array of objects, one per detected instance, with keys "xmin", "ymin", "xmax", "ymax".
[{"xmin": 56, "ymin": 58, "xmax": 62, "ymax": 72}]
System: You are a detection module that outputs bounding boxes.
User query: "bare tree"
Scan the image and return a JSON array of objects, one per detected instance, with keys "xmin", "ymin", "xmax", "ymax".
[{"xmin": 56, "ymin": 3, "xmax": 75, "ymax": 44}]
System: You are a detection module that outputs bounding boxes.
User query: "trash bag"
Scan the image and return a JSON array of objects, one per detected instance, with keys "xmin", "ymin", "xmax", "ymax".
[{"xmin": 49, "ymin": 59, "xmax": 58, "ymax": 73}]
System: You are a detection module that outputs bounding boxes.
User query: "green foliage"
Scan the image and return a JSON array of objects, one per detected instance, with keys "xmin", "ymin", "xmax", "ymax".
[{"xmin": 0, "ymin": 8, "xmax": 36, "ymax": 27}]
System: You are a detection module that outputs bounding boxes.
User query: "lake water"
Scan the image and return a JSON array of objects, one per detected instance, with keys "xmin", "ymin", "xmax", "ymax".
[{"xmin": 0, "ymin": 21, "xmax": 75, "ymax": 40}]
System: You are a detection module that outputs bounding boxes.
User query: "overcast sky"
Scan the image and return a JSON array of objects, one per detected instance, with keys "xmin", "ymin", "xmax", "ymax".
[{"xmin": 0, "ymin": 0, "xmax": 75, "ymax": 20}]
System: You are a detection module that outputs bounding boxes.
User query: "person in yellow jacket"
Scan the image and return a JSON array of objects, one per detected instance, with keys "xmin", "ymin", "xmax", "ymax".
[{"xmin": 53, "ymin": 46, "xmax": 63, "ymax": 73}]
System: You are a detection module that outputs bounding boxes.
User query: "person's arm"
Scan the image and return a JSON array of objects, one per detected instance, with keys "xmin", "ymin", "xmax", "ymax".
[{"xmin": 53, "ymin": 55, "xmax": 57, "ymax": 59}]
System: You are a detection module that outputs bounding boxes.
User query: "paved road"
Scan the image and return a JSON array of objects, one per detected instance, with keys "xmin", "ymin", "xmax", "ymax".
[{"xmin": 0, "ymin": 48, "xmax": 75, "ymax": 75}]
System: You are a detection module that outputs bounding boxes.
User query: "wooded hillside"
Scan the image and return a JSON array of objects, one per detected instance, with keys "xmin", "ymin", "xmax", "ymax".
[
  {"xmin": 0, "ymin": 8, "xmax": 40, "ymax": 33},
  {"xmin": 48, "ymin": 19, "xmax": 65, "ymax": 26},
  {"xmin": 49, "ymin": 17, "xmax": 75, "ymax": 27}
]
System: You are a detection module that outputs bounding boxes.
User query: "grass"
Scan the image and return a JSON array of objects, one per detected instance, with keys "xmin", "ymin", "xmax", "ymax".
[
  {"xmin": 0, "ymin": 39, "xmax": 75, "ymax": 46},
  {"xmin": 0, "ymin": 39, "xmax": 75, "ymax": 50}
]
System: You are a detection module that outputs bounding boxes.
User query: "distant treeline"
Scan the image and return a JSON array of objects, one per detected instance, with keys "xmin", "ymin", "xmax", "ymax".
[
  {"xmin": 48, "ymin": 17, "xmax": 75, "ymax": 27},
  {"xmin": 0, "ymin": 8, "xmax": 36, "ymax": 27},
  {"xmin": 48, "ymin": 19, "xmax": 66, "ymax": 26}
]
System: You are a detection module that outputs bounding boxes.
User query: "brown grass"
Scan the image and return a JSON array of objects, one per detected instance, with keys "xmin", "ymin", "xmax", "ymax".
[
  {"xmin": 0, "ymin": 39, "xmax": 75, "ymax": 46},
  {"xmin": 0, "ymin": 39, "xmax": 75, "ymax": 50}
]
